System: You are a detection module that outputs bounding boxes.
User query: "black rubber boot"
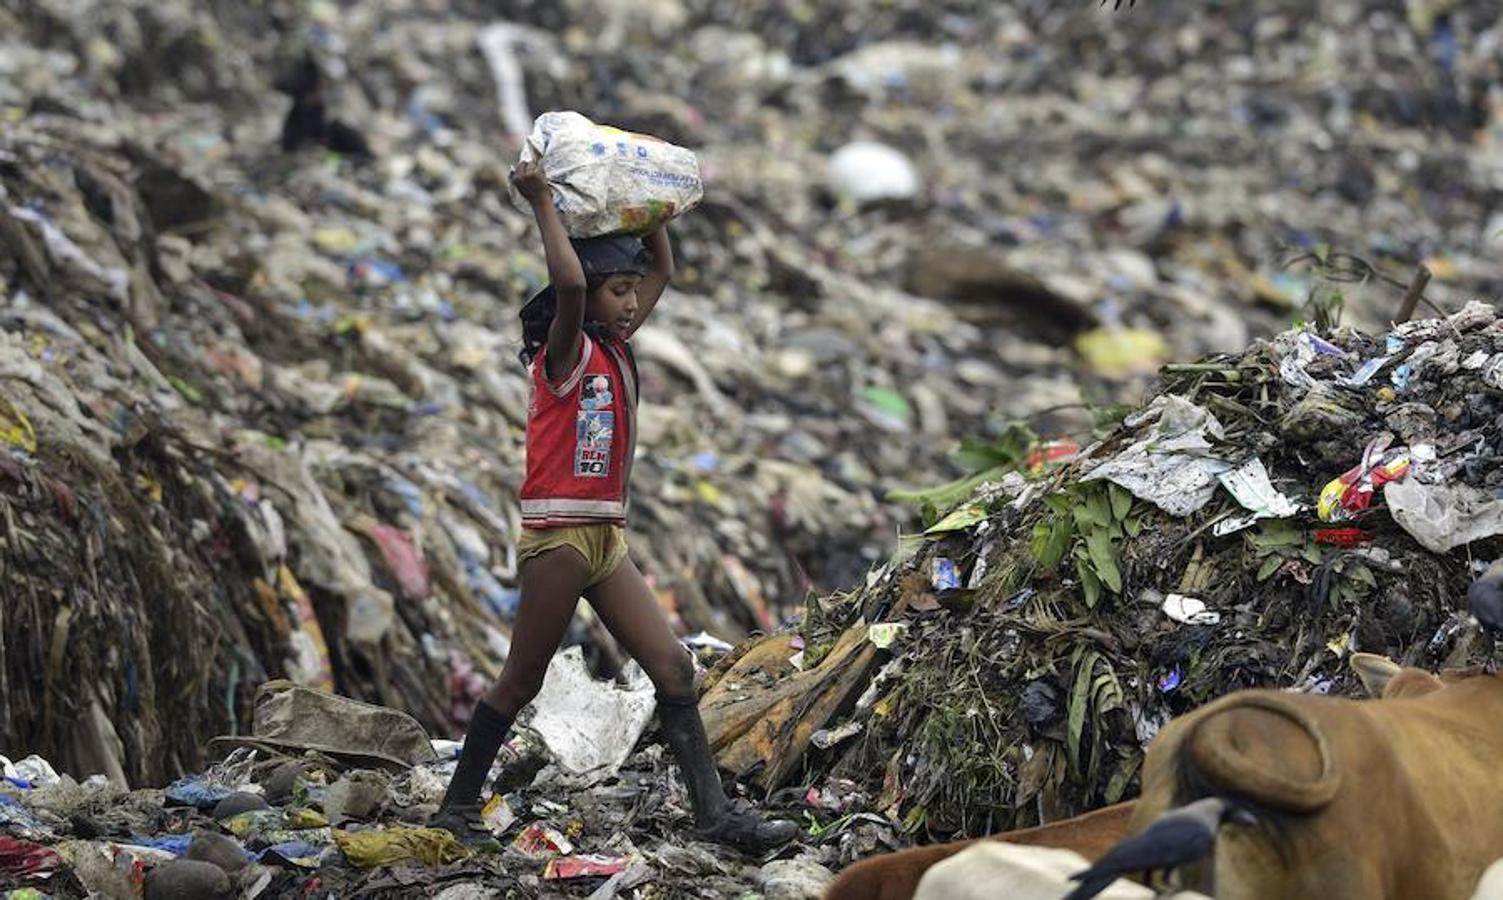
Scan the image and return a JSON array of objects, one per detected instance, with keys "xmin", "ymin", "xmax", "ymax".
[
  {"xmin": 657, "ymin": 693, "xmax": 800, "ymax": 854},
  {"xmin": 430, "ymin": 701, "xmax": 513, "ymax": 842}
]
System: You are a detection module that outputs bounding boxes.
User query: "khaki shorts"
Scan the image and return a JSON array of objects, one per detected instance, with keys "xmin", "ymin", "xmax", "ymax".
[{"xmin": 517, "ymin": 524, "xmax": 629, "ymax": 587}]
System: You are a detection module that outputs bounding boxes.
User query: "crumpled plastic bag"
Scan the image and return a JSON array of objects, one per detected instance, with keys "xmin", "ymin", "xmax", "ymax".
[
  {"xmin": 1385, "ymin": 479, "xmax": 1503, "ymax": 553},
  {"xmin": 511, "ymin": 111, "xmax": 702, "ymax": 238},
  {"xmin": 1, "ymin": 755, "xmax": 60, "ymax": 788},
  {"xmin": 525, "ymin": 646, "xmax": 656, "ymax": 785},
  {"xmin": 332, "ymin": 827, "xmax": 471, "ymax": 868}
]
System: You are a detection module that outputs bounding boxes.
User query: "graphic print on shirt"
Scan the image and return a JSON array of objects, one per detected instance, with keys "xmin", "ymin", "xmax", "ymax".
[{"xmin": 575, "ymin": 374, "xmax": 615, "ymax": 478}]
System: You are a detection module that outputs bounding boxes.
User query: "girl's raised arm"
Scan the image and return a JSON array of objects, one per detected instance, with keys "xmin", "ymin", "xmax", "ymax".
[
  {"xmin": 624, "ymin": 224, "xmax": 675, "ymax": 339},
  {"xmin": 512, "ymin": 161, "xmax": 588, "ymax": 382}
]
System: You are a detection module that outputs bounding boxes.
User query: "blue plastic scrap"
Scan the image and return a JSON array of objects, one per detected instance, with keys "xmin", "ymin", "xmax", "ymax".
[
  {"xmin": 1391, "ymin": 364, "xmax": 1413, "ymax": 391},
  {"xmin": 164, "ymin": 776, "xmax": 235, "ymax": 811},
  {"xmin": 256, "ymin": 840, "xmax": 323, "ymax": 868},
  {"xmin": 1158, "ymin": 667, "xmax": 1183, "ymax": 692},
  {"xmin": 128, "ymin": 834, "xmax": 195, "ymax": 856},
  {"xmin": 931, "ymin": 557, "xmax": 961, "ymax": 592},
  {"xmin": 1342, "ymin": 356, "xmax": 1390, "ymax": 387},
  {"xmin": 1305, "ymin": 334, "xmax": 1345, "ymax": 356}
]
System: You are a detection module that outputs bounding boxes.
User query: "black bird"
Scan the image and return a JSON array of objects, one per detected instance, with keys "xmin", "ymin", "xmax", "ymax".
[
  {"xmin": 1065, "ymin": 797, "xmax": 1255, "ymax": 900},
  {"xmin": 274, "ymin": 51, "xmax": 372, "ymax": 159},
  {"xmin": 1468, "ymin": 559, "xmax": 1503, "ymax": 663}
]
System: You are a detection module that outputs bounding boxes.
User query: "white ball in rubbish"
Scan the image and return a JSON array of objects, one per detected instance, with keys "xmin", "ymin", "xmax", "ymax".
[{"xmin": 828, "ymin": 141, "xmax": 920, "ymax": 203}]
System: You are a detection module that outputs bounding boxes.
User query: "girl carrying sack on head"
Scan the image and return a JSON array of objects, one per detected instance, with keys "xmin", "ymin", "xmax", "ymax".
[{"xmin": 430, "ymin": 159, "xmax": 796, "ymax": 853}]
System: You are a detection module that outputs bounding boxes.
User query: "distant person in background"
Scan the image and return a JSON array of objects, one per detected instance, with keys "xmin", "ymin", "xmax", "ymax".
[
  {"xmin": 274, "ymin": 51, "xmax": 372, "ymax": 158},
  {"xmin": 429, "ymin": 160, "xmax": 798, "ymax": 853}
]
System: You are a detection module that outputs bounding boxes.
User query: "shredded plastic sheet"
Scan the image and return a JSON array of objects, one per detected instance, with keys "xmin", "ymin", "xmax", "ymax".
[
  {"xmin": 1080, "ymin": 396, "xmax": 1232, "ymax": 517},
  {"xmin": 1213, "ymin": 457, "xmax": 1302, "ymax": 536}
]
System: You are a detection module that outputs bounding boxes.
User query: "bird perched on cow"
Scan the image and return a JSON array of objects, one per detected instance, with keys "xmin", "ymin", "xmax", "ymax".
[{"xmin": 1063, "ymin": 798, "xmax": 1255, "ymax": 900}]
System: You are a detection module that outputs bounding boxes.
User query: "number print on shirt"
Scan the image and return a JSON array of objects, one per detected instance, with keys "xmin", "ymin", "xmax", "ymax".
[{"xmin": 575, "ymin": 374, "xmax": 615, "ymax": 478}]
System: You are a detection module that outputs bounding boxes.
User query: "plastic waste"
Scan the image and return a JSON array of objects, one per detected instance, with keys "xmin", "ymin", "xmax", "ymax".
[
  {"xmin": 511, "ymin": 111, "xmax": 703, "ymax": 237},
  {"xmin": 1317, "ymin": 440, "xmax": 1413, "ymax": 522},
  {"xmin": 525, "ymin": 647, "xmax": 656, "ymax": 785},
  {"xmin": 0, "ymin": 756, "xmax": 60, "ymax": 789},
  {"xmin": 512, "ymin": 823, "xmax": 574, "ymax": 858},
  {"xmin": 1160, "ymin": 593, "xmax": 1221, "ymax": 626},
  {"xmin": 1385, "ymin": 480, "xmax": 1503, "ymax": 553},
  {"xmin": 543, "ymin": 853, "xmax": 634, "ymax": 880},
  {"xmin": 1214, "ymin": 457, "xmax": 1302, "ymax": 536},
  {"xmin": 828, "ymin": 142, "xmax": 919, "ymax": 204},
  {"xmin": 164, "ymin": 776, "xmax": 237, "ymax": 812},
  {"xmin": 1081, "ymin": 396, "xmax": 1233, "ymax": 516},
  {"xmin": 481, "ymin": 795, "xmax": 516, "ymax": 836},
  {"xmin": 255, "ymin": 841, "xmax": 323, "ymax": 868},
  {"xmin": 0, "ymin": 836, "xmax": 62, "ymax": 878},
  {"xmin": 866, "ymin": 622, "xmax": 909, "ymax": 649},
  {"xmin": 332, "ymin": 827, "xmax": 471, "ymax": 868}
]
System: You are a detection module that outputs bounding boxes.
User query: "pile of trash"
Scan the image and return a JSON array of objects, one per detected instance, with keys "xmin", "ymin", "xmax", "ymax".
[
  {"xmin": 6, "ymin": 0, "xmax": 1503, "ymax": 892},
  {"xmin": 0, "ymin": 677, "xmax": 835, "ymax": 899},
  {"xmin": 5, "ymin": 0, "xmax": 1503, "ymax": 784},
  {"xmin": 709, "ymin": 300, "xmax": 1503, "ymax": 848}
]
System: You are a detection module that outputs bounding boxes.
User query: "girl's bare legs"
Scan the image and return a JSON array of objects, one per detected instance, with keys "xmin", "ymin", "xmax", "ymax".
[
  {"xmin": 435, "ymin": 548, "xmax": 589, "ymax": 820},
  {"xmin": 585, "ymin": 557, "xmax": 798, "ymax": 851}
]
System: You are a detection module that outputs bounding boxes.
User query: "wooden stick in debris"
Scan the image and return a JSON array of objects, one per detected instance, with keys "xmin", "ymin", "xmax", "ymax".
[{"xmin": 1394, "ymin": 265, "xmax": 1433, "ymax": 324}]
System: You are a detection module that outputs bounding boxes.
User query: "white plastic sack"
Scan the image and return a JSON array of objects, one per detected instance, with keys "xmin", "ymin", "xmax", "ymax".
[
  {"xmin": 511, "ymin": 111, "xmax": 703, "ymax": 238},
  {"xmin": 526, "ymin": 646, "xmax": 656, "ymax": 784}
]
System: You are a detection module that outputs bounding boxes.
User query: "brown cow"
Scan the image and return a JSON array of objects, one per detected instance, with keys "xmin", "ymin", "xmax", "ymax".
[
  {"xmin": 1067, "ymin": 653, "xmax": 1503, "ymax": 900},
  {"xmin": 822, "ymin": 800, "xmax": 1137, "ymax": 900}
]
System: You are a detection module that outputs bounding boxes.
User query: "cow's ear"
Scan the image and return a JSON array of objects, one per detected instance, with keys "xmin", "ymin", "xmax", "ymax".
[{"xmin": 1350, "ymin": 653, "xmax": 1402, "ymax": 698}]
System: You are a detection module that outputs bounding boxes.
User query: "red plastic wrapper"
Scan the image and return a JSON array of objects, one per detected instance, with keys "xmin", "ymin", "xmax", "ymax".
[
  {"xmin": 543, "ymin": 853, "xmax": 631, "ymax": 880},
  {"xmin": 1027, "ymin": 438, "xmax": 1081, "ymax": 474},
  {"xmin": 1317, "ymin": 446, "xmax": 1411, "ymax": 521},
  {"xmin": 512, "ymin": 823, "xmax": 573, "ymax": 858},
  {"xmin": 0, "ymin": 835, "xmax": 63, "ymax": 878},
  {"xmin": 1315, "ymin": 528, "xmax": 1372, "ymax": 548}
]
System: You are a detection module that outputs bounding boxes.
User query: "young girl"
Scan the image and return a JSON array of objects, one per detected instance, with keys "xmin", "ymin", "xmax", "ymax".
[{"xmin": 432, "ymin": 161, "xmax": 796, "ymax": 853}]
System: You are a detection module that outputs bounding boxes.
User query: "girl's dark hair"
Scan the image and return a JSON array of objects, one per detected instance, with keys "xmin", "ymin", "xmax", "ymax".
[
  {"xmin": 517, "ymin": 235, "xmax": 651, "ymax": 367},
  {"xmin": 518, "ymin": 282, "xmax": 608, "ymax": 367}
]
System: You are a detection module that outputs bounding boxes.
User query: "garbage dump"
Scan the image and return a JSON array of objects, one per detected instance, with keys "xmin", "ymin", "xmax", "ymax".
[
  {"xmin": 718, "ymin": 300, "xmax": 1503, "ymax": 853},
  {"xmin": 4, "ymin": 0, "xmax": 1503, "ymax": 895}
]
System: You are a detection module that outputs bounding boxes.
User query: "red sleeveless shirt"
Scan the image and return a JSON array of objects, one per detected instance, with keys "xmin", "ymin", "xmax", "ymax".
[{"xmin": 519, "ymin": 334, "xmax": 638, "ymax": 528}]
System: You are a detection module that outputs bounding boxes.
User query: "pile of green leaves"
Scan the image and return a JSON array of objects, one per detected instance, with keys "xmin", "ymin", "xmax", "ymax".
[
  {"xmin": 887, "ymin": 423, "xmax": 1038, "ymax": 528},
  {"xmin": 1030, "ymin": 481, "xmax": 1142, "ymax": 608}
]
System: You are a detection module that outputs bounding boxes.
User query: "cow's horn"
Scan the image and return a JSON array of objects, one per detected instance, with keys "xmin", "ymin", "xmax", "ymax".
[{"xmin": 1184, "ymin": 693, "xmax": 1340, "ymax": 814}]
